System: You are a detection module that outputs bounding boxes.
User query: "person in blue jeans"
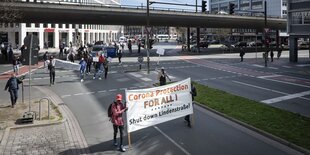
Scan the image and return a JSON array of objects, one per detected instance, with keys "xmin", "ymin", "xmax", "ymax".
[
  {"xmin": 4, "ymin": 73, "xmax": 23, "ymax": 108},
  {"xmin": 79, "ymin": 58, "xmax": 87, "ymax": 82}
]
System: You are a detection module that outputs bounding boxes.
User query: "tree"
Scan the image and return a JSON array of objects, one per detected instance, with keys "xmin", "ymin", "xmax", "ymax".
[{"xmin": 0, "ymin": 0, "xmax": 21, "ymax": 23}]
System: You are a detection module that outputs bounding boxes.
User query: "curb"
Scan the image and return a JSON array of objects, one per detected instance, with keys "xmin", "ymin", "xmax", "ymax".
[{"xmin": 195, "ymin": 101, "xmax": 310, "ymax": 155}]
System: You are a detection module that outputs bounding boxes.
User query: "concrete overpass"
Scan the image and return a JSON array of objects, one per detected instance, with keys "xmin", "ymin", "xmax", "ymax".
[{"xmin": 2, "ymin": 1, "xmax": 286, "ymax": 30}]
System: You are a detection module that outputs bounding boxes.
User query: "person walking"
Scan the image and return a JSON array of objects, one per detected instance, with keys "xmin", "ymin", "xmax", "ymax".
[
  {"xmin": 4, "ymin": 73, "xmax": 23, "ymax": 108},
  {"xmin": 86, "ymin": 54, "xmax": 92, "ymax": 75},
  {"xmin": 111, "ymin": 94, "xmax": 128, "ymax": 152},
  {"xmin": 239, "ymin": 48, "xmax": 245, "ymax": 62},
  {"xmin": 48, "ymin": 56, "xmax": 56, "ymax": 86},
  {"xmin": 59, "ymin": 43, "xmax": 64, "ymax": 59},
  {"xmin": 79, "ymin": 58, "xmax": 87, "ymax": 82},
  {"xmin": 93, "ymin": 54, "xmax": 105, "ymax": 80},
  {"xmin": 137, "ymin": 40, "xmax": 141, "ymax": 54},
  {"xmin": 104, "ymin": 58, "xmax": 109, "ymax": 79},
  {"xmin": 270, "ymin": 49, "xmax": 274, "ymax": 62},
  {"xmin": 12, "ymin": 56, "xmax": 21, "ymax": 75},
  {"xmin": 158, "ymin": 67, "xmax": 171, "ymax": 86},
  {"xmin": 184, "ymin": 83, "xmax": 197, "ymax": 128},
  {"xmin": 43, "ymin": 51, "xmax": 48, "ymax": 69},
  {"xmin": 127, "ymin": 40, "xmax": 132, "ymax": 54},
  {"xmin": 277, "ymin": 46, "xmax": 282, "ymax": 59},
  {"xmin": 8, "ymin": 45, "xmax": 13, "ymax": 63},
  {"xmin": 117, "ymin": 49, "xmax": 122, "ymax": 64}
]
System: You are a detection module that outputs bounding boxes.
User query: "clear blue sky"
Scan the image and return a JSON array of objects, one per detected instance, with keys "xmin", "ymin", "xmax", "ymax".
[{"xmin": 121, "ymin": 0, "xmax": 205, "ymax": 11}]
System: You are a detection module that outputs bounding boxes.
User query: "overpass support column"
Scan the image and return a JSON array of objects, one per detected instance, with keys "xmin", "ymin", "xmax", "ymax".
[
  {"xmin": 289, "ymin": 36, "xmax": 298, "ymax": 62},
  {"xmin": 68, "ymin": 24, "xmax": 73, "ymax": 46},
  {"xmin": 197, "ymin": 27, "xmax": 200, "ymax": 52},
  {"xmin": 54, "ymin": 24, "xmax": 59, "ymax": 48},
  {"xmin": 39, "ymin": 24, "xmax": 44, "ymax": 49},
  {"xmin": 276, "ymin": 30, "xmax": 279, "ymax": 49},
  {"xmin": 19, "ymin": 23, "xmax": 26, "ymax": 47},
  {"xmin": 187, "ymin": 27, "xmax": 190, "ymax": 51},
  {"xmin": 81, "ymin": 30, "xmax": 85, "ymax": 46}
]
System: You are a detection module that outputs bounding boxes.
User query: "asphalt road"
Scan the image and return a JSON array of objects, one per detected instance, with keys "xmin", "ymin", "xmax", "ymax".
[{"xmin": 21, "ymin": 52, "xmax": 309, "ymax": 154}]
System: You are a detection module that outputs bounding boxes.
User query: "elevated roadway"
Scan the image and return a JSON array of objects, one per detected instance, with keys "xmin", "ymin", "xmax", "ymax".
[{"xmin": 3, "ymin": 1, "xmax": 286, "ymax": 29}]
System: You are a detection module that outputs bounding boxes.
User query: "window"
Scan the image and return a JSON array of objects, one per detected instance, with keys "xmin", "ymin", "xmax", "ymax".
[
  {"xmin": 59, "ymin": 24, "xmax": 63, "ymax": 28},
  {"xmin": 282, "ymin": 10, "xmax": 287, "ymax": 15},
  {"xmin": 43, "ymin": 23, "xmax": 48, "ymax": 28},
  {"xmin": 26, "ymin": 23, "xmax": 31, "ymax": 27},
  {"xmin": 35, "ymin": 23, "xmax": 39, "ymax": 28}
]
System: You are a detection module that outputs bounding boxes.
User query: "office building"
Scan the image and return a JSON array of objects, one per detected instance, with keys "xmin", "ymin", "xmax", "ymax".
[
  {"xmin": 0, "ymin": 0, "xmax": 123, "ymax": 49},
  {"xmin": 287, "ymin": 0, "xmax": 310, "ymax": 62}
]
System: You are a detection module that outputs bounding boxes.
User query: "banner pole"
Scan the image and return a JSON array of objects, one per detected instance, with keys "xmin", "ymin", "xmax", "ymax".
[{"xmin": 128, "ymin": 132, "xmax": 132, "ymax": 149}]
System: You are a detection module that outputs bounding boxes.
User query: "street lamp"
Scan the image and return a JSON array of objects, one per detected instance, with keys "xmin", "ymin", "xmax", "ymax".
[{"xmin": 146, "ymin": 0, "xmax": 150, "ymax": 74}]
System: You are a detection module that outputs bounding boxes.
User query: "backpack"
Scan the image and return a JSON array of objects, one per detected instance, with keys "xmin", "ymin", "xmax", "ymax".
[{"xmin": 108, "ymin": 102, "xmax": 116, "ymax": 118}]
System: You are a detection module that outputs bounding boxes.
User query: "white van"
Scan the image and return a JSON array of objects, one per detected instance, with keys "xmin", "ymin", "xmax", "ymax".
[{"xmin": 119, "ymin": 36, "xmax": 127, "ymax": 43}]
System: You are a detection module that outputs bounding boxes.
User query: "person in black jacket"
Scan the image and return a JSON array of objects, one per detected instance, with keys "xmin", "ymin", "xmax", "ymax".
[
  {"xmin": 4, "ymin": 73, "xmax": 23, "ymax": 108},
  {"xmin": 184, "ymin": 83, "xmax": 197, "ymax": 128}
]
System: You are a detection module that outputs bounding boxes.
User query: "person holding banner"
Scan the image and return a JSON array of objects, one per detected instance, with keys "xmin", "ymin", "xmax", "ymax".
[
  {"xmin": 111, "ymin": 94, "xmax": 128, "ymax": 152},
  {"xmin": 158, "ymin": 67, "xmax": 171, "ymax": 86},
  {"xmin": 184, "ymin": 83, "xmax": 197, "ymax": 128}
]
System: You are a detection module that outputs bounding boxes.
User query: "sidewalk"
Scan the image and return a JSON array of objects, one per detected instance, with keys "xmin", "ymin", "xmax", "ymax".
[{"xmin": 0, "ymin": 74, "xmax": 89, "ymax": 155}]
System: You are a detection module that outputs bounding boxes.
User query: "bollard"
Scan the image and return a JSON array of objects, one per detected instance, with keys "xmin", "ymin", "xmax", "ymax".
[{"xmin": 39, "ymin": 98, "xmax": 51, "ymax": 120}]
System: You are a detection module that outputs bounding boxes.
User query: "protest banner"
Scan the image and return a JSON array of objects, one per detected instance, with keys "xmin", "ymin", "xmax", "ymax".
[{"xmin": 125, "ymin": 78, "xmax": 193, "ymax": 133}]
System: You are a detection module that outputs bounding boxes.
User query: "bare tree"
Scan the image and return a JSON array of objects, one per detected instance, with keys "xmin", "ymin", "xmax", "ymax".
[{"xmin": 0, "ymin": 0, "xmax": 21, "ymax": 23}]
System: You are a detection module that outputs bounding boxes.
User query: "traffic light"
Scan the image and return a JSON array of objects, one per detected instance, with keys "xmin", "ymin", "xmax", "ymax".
[
  {"xmin": 202, "ymin": 1, "xmax": 207, "ymax": 12},
  {"xmin": 229, "ymin": 2, "xmax": 235, "ymax": 14}
]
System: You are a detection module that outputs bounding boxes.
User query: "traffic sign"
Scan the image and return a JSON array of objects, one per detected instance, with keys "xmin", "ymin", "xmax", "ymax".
[
  {"xmin": 138, "ymin": 56, "xmax": 144, "ymax": 63},
  {"xmin": 264, "ymin": 28, "xmax": 270, "ymax": 33},
  {"xmin": 145, "ymin": 26, "xmax": 153, "ymax": 34}
]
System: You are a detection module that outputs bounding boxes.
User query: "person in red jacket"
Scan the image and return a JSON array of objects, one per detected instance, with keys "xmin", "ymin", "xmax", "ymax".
[{"xmin": 111, "ymin": 94, "xmax": 128, "ymax": 152}]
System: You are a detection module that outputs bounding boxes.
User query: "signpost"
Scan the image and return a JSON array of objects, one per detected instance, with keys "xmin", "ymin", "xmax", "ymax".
[
  {"xmin": 24, "ymin": 34, "xmax": 39, "ymax": 112},
  {"xmin": 156, "ymin": 47, "xmax": 165, "ymax": 65},
  {"xmin": 138, "ymin": 56, "xmax": 144, "ymax": 70}
]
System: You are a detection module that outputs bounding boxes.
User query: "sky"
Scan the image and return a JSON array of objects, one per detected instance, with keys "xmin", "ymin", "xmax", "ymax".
[{"xmin": 121, "ymin": 0, "xmax": 205, "ymax": 11}]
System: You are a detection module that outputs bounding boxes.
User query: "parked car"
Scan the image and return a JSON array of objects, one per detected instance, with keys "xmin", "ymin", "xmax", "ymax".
[
  {"xmin": 298, "ymin": 41, "xmax": 309, "ymax": 49},
  {"xmin": 248, "ymin": 41, "xmax": 263, "ymax": 47},
  {"xmin": 199, "ymin": 41, "xmax": 208, "ymax": 48},
  {"xmin": 234, "ymin": 41, "xmax": 248, "ymax": 48},
  {"xmin": 94, "ymin": 41, "xmax": 107, "ymax": 46}
]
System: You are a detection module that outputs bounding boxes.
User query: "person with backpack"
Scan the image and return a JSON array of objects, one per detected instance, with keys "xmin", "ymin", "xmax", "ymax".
[
  {"xmin": 109, "ymin": 94, "xmax": 128, "ymax": 152},
  {"xmin": 79, "ymin": 58, "xmax": 87, "ymax": 82},
  {"xmin": 48, "ymin": 56, "xmax": 56, "ymax": 86},
  {"xmin": 157, "ymin": 67, "xmax": 171, "ymax": 86},
  {"xmin": 4, "ymin": 73, "xmax": 23, "ymax": 108},
  {"xmin": 184, "ymin": 83, "xmax": 197, "ymax": 128}
]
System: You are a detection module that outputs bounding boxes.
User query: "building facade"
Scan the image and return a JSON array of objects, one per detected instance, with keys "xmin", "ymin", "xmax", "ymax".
[
  {"xmin": 207, "ymin": 0, "xmax": 288, "ymax": 42},
  {"xmin": 287, "ymin": 0, "xmax": 310, "ymax": 62},
  {"xmin": 0, "ymin": 0, "xmax": 122, "ymax": 49}
]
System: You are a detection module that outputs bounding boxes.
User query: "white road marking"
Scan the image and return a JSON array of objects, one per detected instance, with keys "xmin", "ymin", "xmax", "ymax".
[
  {"xmin": 282, "ymin": 66, "xmax": 292, "ymax": 69},
  {"xmin": 129, "ymin": 72, "xmax": 143, "ymax": 78},
  {"xmin": 120, "ymin": 88, "xmax": 127, "ymax": 90},
  {"xmin": 141, "ymin": 77, "xmax": 152, "ymax": 81},
  {"xmin": 61, "ymin": 95, "xmax": 72, "ymax": 98},
  {"xmin": 97, "ymin": 90, "xmax": 107, "ymax": 93},
  {"xmin": 260, "ymin": 77, "xmax": 310, "ymax": 88},
  {"xmin": 85, "ymin": 92, "xmax": 95, "ymax": 95},
  {"xmin": 109, "ymin": 89, "xmax": 117, "ymax": 92},
  {"xmin": 257, "ymin": 75, "xmax": 282, "ymax": 78},
  {"xmin": 233, "ymin": 81, "xmax": 310, "ymax": 103},
  {"xmin": 261, "ymin": 91, "xmax": 310, "ymax": 104},
  {"xmin": 296, "ymin": 64, "xmax": 310, "ymax": 67},
  {"xmin": 252, "ymin": 64, "xmax": 264, "ymax": 68},
  {"xmin": 268, "ymin": 67, "xmax": 278, "ymax": 70},
  {"xmin": 74, "ymin": 93, "xmax": 85, "ymax": 96},
  {"xmin": 154, "ymin": 126, "xmax": 191, "ymax": 155},
  {"xmin": 129, "ymin": 87, "xmax": 137, "ymax": 89}
]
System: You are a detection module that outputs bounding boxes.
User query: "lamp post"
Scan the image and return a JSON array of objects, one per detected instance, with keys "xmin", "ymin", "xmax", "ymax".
[{"xmin": 146, "ymin": 0, "xmax": 150, "ymax": 74}]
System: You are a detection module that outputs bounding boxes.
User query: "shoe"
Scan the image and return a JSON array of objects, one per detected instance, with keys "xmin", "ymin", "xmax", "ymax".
[
  {"xmin": 188, "ymin": 123, "xmax": 191, "ymax": 128},
  {"xmin": 119, "ymin": 145, "xmax": 126, "ymax": 152},
  {"xmin": 81, "ymin": 79, "xmax": 84, "ymax": 82},
  {"xmin": 93, "ymin": 77, "xmax": 95, "ymax": 80},
  {"xmin": 99, "ymin": 77, "xmax": 102, "ymax": 80},
  {"xmin": 113, "ymin": 140, "xmax": 118, "ymax": 146},
  {"xmin": 11, "ymin": 105, "xmax": 14, "ymax": 108}
]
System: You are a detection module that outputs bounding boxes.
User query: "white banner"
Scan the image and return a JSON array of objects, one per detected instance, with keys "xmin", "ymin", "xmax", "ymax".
[
  {"xmin": 55, "ymin": 59, "xmax": 80, "ymax": 71},
  {"xmin": 126, "ymin": 78, "xmax": 193, "ymax": 133}
]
